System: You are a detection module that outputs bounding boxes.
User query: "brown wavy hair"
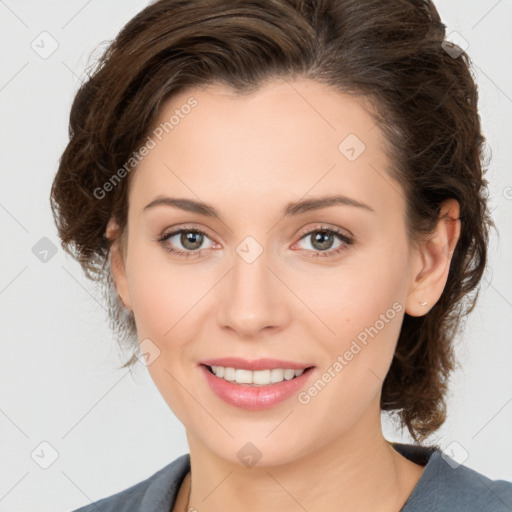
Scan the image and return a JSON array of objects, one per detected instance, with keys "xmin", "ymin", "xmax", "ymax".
[{"xmin": 50, "ymin": 0, "xmax": 493, "ymax": 443}]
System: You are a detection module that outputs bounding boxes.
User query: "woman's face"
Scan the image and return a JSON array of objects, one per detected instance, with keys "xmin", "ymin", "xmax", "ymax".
[{"xmin": 112, "ymin": 78, "xmax": 424, "ymax": 466}]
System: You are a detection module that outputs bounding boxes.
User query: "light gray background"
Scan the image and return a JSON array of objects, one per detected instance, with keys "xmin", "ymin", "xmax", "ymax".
[{"xmin": 1, "ymin": 1, "xmax": 511, "ymax": 511}]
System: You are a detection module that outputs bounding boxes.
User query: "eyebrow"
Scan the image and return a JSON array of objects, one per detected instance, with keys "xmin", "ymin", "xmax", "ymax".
[{"xmin": 142, "ymin": 194, "xmax": 375, "ymax": 219}]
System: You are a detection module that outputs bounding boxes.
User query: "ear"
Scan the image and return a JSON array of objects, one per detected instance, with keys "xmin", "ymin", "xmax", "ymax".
[
  {"xmin": 405, "ymin": 198, "xmax": 461, "ymax": 317},
  {"xmin": 106, "ymin": 217, "xmax": 133, "ymax": 311}
]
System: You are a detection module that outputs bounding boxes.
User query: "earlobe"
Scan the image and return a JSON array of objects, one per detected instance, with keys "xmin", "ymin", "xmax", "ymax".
[
  {"xmin": 405, "ymin": 198, "xmax": 461, "ymax": 317},
  {"xmin": 106, "ymin": 217, "xmax": 133, "ymax": 312}
]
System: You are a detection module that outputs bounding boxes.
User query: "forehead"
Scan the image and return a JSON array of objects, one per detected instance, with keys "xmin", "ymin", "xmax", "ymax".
[{"xmin": 129, "ymin": 78, "xmax": 402, "ymax": 218}]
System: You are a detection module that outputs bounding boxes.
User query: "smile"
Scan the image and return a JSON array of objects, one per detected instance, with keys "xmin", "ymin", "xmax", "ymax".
[
  {"xmin": 200, "ymin": 363, "xmax": 316, "ymax": 410},
  {"xmin": 207, "ymin": 365, "xmax": 306, "ymax": 386}
]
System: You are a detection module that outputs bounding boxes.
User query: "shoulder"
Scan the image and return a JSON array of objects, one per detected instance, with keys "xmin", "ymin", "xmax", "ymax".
[
  {"xmin": 394, "ymin": 443, "xmax": 512, "ymax": 512},
  {"xmin": 70, "ymin": 453, "xmax": 190, "ymax": 512},
  {"xmin": 428, "ymin": 453, "xmax": 512, "ymax": 511}
]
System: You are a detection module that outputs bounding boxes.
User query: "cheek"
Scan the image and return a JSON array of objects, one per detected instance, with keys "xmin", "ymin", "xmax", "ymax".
[
  {"xmin": 125, "ymin": 239, "xmax": 202, "ymax": 339},
  {"xmin": 296, "ymin": 243, "xmax": 407, "ymax": 340},
  {"xmin": 125, "ymin": 246, "xmax": 202, "ymax": 422},
  {"xmin": 127, "ymin": 272, "xmax": 175, "ymax": 339},
  {"xmin": 303, "ymin": 243, "xmax": 408, "ymax": 394}
]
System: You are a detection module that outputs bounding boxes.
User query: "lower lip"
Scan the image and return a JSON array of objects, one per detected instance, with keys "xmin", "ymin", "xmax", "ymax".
[{"xmin": 199, "ymin": 364, "xmax": 315, "ymax": 410}]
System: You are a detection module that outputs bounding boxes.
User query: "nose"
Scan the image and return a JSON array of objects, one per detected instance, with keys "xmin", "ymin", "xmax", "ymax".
[{"xmin": 216, "ymin": 246, "xmax": 290, "ymax": 339}]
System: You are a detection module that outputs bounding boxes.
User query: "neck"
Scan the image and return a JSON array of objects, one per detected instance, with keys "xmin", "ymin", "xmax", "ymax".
[{"xmin": 180, "ymin": 406, "xmax": 424, "ymax": 512}]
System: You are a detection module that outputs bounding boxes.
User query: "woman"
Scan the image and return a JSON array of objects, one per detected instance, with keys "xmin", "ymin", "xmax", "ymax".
[{"xmin": 50, "ymin": 0, "xmax": 512, "ymax": 510}]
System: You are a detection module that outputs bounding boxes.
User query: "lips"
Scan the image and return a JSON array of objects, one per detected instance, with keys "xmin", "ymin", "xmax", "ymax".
[
  {"xmin": 199, "ymin": 357, "xmax": 316, "ymax": 410},
  {"xmin": 200, "ymin": 357, "xmax": 313, "ymax": 371}
]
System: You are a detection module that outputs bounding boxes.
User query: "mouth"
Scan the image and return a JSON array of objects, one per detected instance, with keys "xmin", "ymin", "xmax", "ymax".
[
  {"xmin": 199, "ymin": 362, "xmax": 317, "ymax": 410},
  {"xmin": 202, "ymin": 364, "xmax": 315, "ymax": 386}
]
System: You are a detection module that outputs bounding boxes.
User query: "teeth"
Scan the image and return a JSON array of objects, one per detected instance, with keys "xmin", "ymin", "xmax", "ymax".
[{"xmin": 210, "ymin": 366, "xmax": 305, "ymax": 386}]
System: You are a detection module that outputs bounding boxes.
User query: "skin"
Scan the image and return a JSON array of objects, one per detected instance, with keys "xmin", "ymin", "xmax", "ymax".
[{"xmin": 107, "ymin": 77, "xmax": 461, "ymax": 511}]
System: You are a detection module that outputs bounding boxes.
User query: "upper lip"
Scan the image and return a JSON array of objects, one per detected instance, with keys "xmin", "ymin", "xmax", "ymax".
[{"xmin": 200, "ymin": 357, "xmax": 314, "ymax": 371}]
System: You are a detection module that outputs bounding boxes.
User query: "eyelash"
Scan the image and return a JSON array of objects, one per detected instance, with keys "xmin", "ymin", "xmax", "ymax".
[{"xmin": 156, "ymin": 224, "xmax": 354, "ymax": 259}]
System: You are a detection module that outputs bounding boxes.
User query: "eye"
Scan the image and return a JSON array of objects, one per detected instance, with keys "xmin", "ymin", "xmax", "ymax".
[
  {"xmin": 293, "ymin": 225, "xmax": 354, "ymax": 258},
  {"xmin": 157, "ymin": 224, "xmax": 354, "ymax": 259},
  {"xmin": 157, "ymin": 226, "xmax": 216, "ymax": 258}
]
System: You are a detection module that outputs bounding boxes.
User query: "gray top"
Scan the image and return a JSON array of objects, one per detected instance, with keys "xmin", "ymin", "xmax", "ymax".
[{"xmin": 71, "ymin": 442, "xmax": 512, "ymax": 511}]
